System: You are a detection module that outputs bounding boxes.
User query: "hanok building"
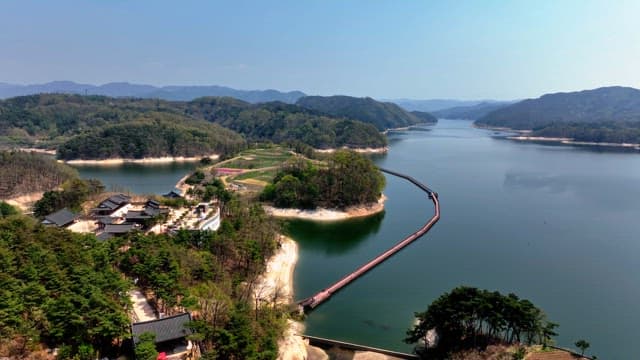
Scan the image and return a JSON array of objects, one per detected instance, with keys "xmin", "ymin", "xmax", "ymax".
[
  {"xmin": 92, "ymin": 194, "xmax": 132, "ymax": 217},
  {"xmin": 42, "ymin": 208, "xmax": 78, "ymax": 228},
  {"xmin": 131, "ymin": 313, "xmax": 196, "ymax": 359},
  {"xmin": 125, "ymin": 199, "xmax": 169, "ymax": 226}
]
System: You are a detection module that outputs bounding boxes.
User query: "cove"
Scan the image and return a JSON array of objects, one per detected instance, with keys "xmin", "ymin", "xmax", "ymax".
[{"xmin": 290, "ymin": 119, "xmax": 640, "ymax": 359}]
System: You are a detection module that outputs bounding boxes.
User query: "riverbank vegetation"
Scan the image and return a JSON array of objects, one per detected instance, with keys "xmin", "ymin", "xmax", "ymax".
[
  {"xmin": 261, "ymin": 150, "xmax": 385, "ymax": 209},
  {"xmin": 475, "ymin": 86, "xmax": 640, "ymax": 144},
  {"xmin": 57, "ymin": 115, "xmax": 245, "ymax": 160},
  {"xmin": 0, "ymin": 151, "xmax": 77, "ymax": 199},
  {"xmin": 530, "ymin": 121, "xmax": 640, "ymax": 144},
  {"xmin": 405, "ymin": 286, "xmax": 558, "ymax": 359},
  {"xmin": 0, "ymin": 94, "xmax": 387, "ymax": 155}
]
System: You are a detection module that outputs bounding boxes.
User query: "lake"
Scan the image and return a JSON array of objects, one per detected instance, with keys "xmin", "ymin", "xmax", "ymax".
[
  {"xmin": 75, "ymin": 120, "xmax": 640, "ymax": 359},
  {"xmin": 291, "ymin": 120, "xmax": 640, "ymax": 359},
  {"xmin": 72, "ymin": 161, "xmax": 197, "ymax": 195}
]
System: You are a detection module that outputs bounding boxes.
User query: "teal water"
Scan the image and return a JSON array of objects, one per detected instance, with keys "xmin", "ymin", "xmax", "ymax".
[
  {"xmin": 71, "ymin": 162, "xmax": 197, "ymax": 195},
  {"xmin": 291, "ymin": 120, "xmax": 640, "ymax": 359}
]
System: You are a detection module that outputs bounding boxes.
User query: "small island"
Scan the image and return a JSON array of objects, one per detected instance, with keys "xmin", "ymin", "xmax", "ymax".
[{"xmin": 259, "ymin": 149, "xmax": 386, "ymax": 221}]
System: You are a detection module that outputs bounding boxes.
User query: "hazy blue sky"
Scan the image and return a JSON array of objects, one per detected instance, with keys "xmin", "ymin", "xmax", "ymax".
[{"xmin": 1, "ymin": 0, "xmax": 639, "ymax": 99}]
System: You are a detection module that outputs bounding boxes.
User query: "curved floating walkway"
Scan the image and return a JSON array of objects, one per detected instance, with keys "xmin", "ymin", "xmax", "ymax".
[{"xmin": 298, "ymin": 168, "xmax": 440, "ymax": 310}]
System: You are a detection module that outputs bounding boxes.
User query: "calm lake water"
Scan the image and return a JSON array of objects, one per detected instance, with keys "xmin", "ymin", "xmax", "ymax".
[
  {"xmin": 72, "ymin": 162, "xmax": 197, "ymax": 195},
  {"xmin": 290, "ymin": 120, "xmax": 640, "ymax": 359},
  {"xmin": 76, "ymin": 120, "xmax": 640, "ymax": 359}
]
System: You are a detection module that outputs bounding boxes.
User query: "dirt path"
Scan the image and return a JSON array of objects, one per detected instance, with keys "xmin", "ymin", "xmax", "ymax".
[{"xmin": 129, "ymin": 289, "xmax": 156, "ymax": 322}]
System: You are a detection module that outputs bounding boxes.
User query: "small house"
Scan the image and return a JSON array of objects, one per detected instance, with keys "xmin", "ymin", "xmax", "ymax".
[
  {"xmin": 92, "ymin": 194, "xmax": 132, "ymax": 217},
  {"xmin": 131, "ymin": 313, "xmax": 195, "ymax": 359},
  {"xmin": 42, "ymin": 208, "xmax": 78, "ymax": 228}
]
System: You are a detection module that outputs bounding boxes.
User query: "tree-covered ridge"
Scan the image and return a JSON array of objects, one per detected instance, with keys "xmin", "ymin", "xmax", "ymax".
[
  {"xmin": 432, "ymin": 101, "xmax": 514, "ymax": 120},
  {"xmin": 0, "ymin": 151, "xmax": 78, "ymax": 198},
  {"xmin": 57, "ymin": 114, "xmax": 245, "ymax": 160},
  {"xmin": 261, "ymin": 150, "xmax": 385, "ymax": 209},
  {"xmin": 296, "ymin": 95, "xmax": 435, "ymax": 130},
  {"xmin": 184, "ymin": 98, "xmax": 387, "ymax": 149},
  {"xmin": 476, "ymin": 86, "xmax": 640, "ymax": 130},
  {"xmin": 530, "ymin": 121, "xmax": 640, "ymax": 144},
  {"xmin": 0, "ymin": 94, "xmax": 387, "ymax": 151},
  {"xmin": 409, "ymin": 111, "xmax": 438, "ymax": 124},
  {"xmin": 405, "ymin": 286, "xmax": 558, "ymax": 359},
  {"xmin": 0, "ymin": 216, "xmax": 131, "ymax": 359}
]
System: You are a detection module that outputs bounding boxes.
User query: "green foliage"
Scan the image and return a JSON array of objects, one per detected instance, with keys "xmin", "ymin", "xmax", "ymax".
[
  {"xmin": 575, "ymin": 339, "xmax": 590, "ymax": 356},
  {"xmin": 116, "ymin": 195, "xmax": 283, "ymax": 357},
  {"xmin": 297, "ymin": 95, "xmax": 432, "ymax": 130},
  {"xmin": 57, "ymin": 114, "xmax": 245, "ymax": 160},
  {"xmin": 0, "ymin": 151, "xmax": 77, "ymax": 198},
  {"xmin": 406, "ymin": 286, "xmax": 558, "ymax": 358},
  {"xmin": 135, "ymin": 332, "xmax": 159, "ymax": 360},
  {"xmin": 188, "ymin": 98, "xmax": 387, "ymax": 149},
  {"xmin": 186, "ymin": 170, "xmax": 206, "ymax": 185},
  {"xmin": 477, "ymin": 86, "xmax": 640, "ymax": 130},
  {"xmin": 33, "ymin": 178, "xmax": 104, "ymax": 218},
  {"xmin": 0, "ymin": 216, "xmax": 130, "ymax": 358},
  {"xmin": 261, "ymin": 150, "xmax": 385, "ymax": 209},
  {"xmin": 0, "ymin": 93, "xmax": 386, "ymax": 153},
  {"xmin": 531, "ymin": 121, "xmax": 640, "ymax": 144},
  {"xmin": 0, "ymin": 202, "xmax": 18, "ymax": 217}
]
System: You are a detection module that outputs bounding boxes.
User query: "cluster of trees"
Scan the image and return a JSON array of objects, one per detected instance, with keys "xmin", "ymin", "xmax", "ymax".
[
  {"xmin": 261, "ymin": 150, "xmax": 385, "ymax": 209},
  {"xmin": 185, "ymin": 98, "xmax": 387, "ymax": 149},
  {"xmin": 531, "ymin": 121, "xmax": 640, "ymax": 144},
  {"xmin": 476, "ymin": 86, "xmax": 640, "ymax": 131},
  {"xmin": 33, "ymin": 178, "xmax": 104, "ymax": 218},
  {"xmin": 0, "ymin": 94, "xmax": 388, "ymax": 153},
  {"xmin": 57, "ymin": 115, "xmax": 245, "ymax": 160},
  {"xmin": 2, "ymin": 178, "xmax": 289, "ymax": 359},
  {"xmin": 0, "ymin": 151, "xmax": 77, "ymax": 198},
  {"xmin": 405, "ymin": 286, "xmax": 558, "ymax": 358},
  {"xmin": 116, "ymin": 195, "xmax": 284, "ymax": 359},
  {"xmin": 296, "ymin": 95, "xmax": 435, "ymax": 130},
  {"xmin": 0, "ymin": 216, "xmax": 131, "ymax": 359}
]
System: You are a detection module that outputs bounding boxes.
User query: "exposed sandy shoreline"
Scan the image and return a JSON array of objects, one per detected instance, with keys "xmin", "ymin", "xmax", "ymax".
[
  {"xmin": 252, "ymin": 236, "xmax": 308, "ymax": 360},
  {"xmin": 315, "ymin": 147, "xmax": 388, "ymax": 154},
  {"xmin": 2, "ymin": 191, "xmax": 44, "ymax": 211},
  {"xmin": 507, "ymin": 136, "xmax": 640, "ymax": 149},
  {"xmin": 264, "ymin": 194, "xmax": 386, "ymax": 221},
  {"xmin": 63, "ymin": 154, "xmax": 219, "ymax": 165}
]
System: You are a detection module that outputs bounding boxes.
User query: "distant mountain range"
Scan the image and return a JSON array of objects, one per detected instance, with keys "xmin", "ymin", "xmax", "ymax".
[
  {"xmin": 432, "ymin": 101, "xmax": 516, "ymax": 120},
  {"xmin": 296, "ymin": 95, "xmax": 436, "ymax": 131},
  {"xmin": 387, "ymin": 99, "xmax": 488, "ymax": 112},
  {"xmin": 0, "ymin": 81, "xmax": 306, "ymax": 103},
  {"xmin": 476, "ymin": 86, "xmax": 640, "ymax": 130}
]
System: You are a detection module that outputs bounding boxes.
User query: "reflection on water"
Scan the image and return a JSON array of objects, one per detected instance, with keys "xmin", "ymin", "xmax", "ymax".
[{"xmin": 286, "ymin": 212, "xmax": 385, "ymax": 254}]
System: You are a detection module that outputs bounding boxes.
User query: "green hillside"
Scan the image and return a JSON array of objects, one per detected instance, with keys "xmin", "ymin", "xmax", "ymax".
[
  {"xmin": 0, "ymin": 94, "xmax": 386, "ymax": 155},
  {"xmin": 296, "ymin": 95, "xmax": 436, "ymax": 130}
]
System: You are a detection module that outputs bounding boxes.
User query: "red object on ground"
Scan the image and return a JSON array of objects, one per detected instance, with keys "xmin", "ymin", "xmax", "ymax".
[{"xmin": 157, "ymin": 352, "xmax": 167, "ymax": 360}]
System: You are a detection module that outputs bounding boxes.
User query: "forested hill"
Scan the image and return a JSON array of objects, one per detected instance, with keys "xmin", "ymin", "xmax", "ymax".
[
  {"xmin": 0, "ymin": 80, "xmax": 306, "ymax": 103},
  {"xmin": 57, "ymin": 116, "xmax": 245, "ymax": 160},
  {"xmin": 184, "ymin": 98, "xmax": 387, "ymax": 149},
  {"xmin": 0, "ymin": 94, "xmax": 386, "ymax": 155},
  {"xmin": 476, "ymin": 86, "xmax": 640, "ymax": 129},
  {"xmin": 296, "ymin": 95, "xmax": 436, "ymax": 130},
  {"xmin": 432, "ymin": 101, "xmax": 514, "ymax": 120},
  {"xmin": 0, "ymin": 151, "xmax": 77, "ymax": 198}
]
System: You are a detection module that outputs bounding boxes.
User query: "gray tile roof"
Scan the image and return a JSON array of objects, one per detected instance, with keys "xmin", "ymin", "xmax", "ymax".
[
  {"xmin": 131, "ymin": 313, "xmax": 192, "ymax": 344},
  {"xmin": 42, "ymin": 208, "xmax": 78, "ymax": 227},
  {"xmin": 103, "ymin": 223, "xmax": 138, "ymax": 234}
]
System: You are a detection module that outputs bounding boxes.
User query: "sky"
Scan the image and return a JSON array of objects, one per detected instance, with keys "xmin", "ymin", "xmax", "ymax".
[{"xmin": 1, "ymin": 0, "xmax": 639, "ymax": 100}]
